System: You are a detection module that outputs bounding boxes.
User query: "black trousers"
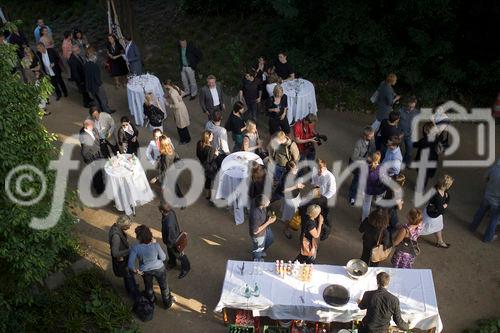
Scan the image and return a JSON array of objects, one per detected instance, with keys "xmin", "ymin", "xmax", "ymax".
[
  {"xmin": 167, "ymin": 246, "xmax": 191, "ymax": 271},
  {"xmin": 76, "ymin": 81, "xmax": 93, "ymax": 107},
  {"xmin": 50, "ymin": 74, "xmax": 68, "ymax": 97},
  {"xmin": 177, "ymin": 126, "xmax": 191, "ymax": 143}
]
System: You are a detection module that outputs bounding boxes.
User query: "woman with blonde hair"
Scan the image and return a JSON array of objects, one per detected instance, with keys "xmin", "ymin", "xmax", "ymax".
[
  {"xmin": 21, "ymin": 46, "xmax": 40, "ymax": 83},
  {"xmin": 296, "ymin": 204, "xmax": 323, "ymax": 264},
  {"xmin": 267, "ymin": 84, "xmax": 290, "ymax": 135},
  {"xmin": 242, "ymin": 120, "xmax": 263, "ymax": 154},
  {"xmin": 152, "ymin": 135, "xmax": 185, "ymax": 207},
  {"xmin": 143, "ymin": 92, "xmax": 165, "ymax": 132},
  {"xmin": 421, "ymin": 174, "xmax": 454, "ymax": 248},
  {"xmin": 361, "ymin": 151, "xmax": 386, "ymax": 220},
  {"xmin": 391, "ymin": 208, "xmax": 423, "ymax": 268},
  {"xmin": 164, "ymin": 80, "xmax": 191, "ymax": 144}
]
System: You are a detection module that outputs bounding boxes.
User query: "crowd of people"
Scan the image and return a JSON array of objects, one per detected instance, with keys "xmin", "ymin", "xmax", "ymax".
[{"xmin": 4, "ymin": 16, "xmax": 499, "ymax": 332}]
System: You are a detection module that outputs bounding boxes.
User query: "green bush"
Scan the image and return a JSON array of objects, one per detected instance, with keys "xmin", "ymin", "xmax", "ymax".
[{"xmin": 0, "ymin": 23, "xmax": 79, "ymax": 330}]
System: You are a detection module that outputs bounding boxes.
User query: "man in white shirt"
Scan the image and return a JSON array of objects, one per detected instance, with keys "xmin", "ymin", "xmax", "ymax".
[
  {"xmin": 145, "ymin": 129, "xmax": 163, "ymax": 166},
  {"xmin": 205, "ymin": 111, "xmax": 230, "ymax": 155},
  {"xmin": 311, "ymin": 159, "xmax": 337, "ymax": 199},
  {"xmin": 36, "ymin": 42, "xmax": 68, "ymax": 100},
  {"xmin": 88, "ymin": 106, "xmax": 116, "ymax": 157},
  {"xmin": 199, "ymin": 74, "xmax": 225, "ymax": 120}
]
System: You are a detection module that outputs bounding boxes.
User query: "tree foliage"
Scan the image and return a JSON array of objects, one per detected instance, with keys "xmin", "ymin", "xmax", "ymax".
[{"xmin": 0, "ymin": 26, "xmax": 77, "ymax": 329}]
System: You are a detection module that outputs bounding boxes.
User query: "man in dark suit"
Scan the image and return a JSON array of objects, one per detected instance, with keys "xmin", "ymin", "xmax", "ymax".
[
  {"xmin": 199, "ymin": 74, "xmax": 225, "ymax": 120},
  {"xmin": 68, "ymin": 44, "xmax": 93, "ymax": 107},
  {"xmin": 84, "ymin": 48, "xmax": 114, "ymax": 114},
  {"xmin": 124, "ymin": 36, "xmax": 142, "ymax": 75},
  {"xmin": 36, "ymin": 42, "xmax": 68, "ymax": 100},
  {"xmin": 179, "ymin": 39, "xmax": 202, "ymax": 100},
  {"xmin": 358, "ymin": 272, "xmax": 410, "ymax": 333},
  {"xmin": 79, "ymin": 119, "xmax": 106, "ymax": 194}
]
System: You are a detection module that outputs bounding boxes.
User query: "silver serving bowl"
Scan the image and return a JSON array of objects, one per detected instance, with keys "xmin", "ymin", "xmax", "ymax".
[{"xmin": 346, "ymin": 259, "xmax": 368, "ymax": 279}]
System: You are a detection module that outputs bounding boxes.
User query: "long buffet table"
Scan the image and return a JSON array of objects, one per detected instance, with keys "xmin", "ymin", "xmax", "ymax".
[{"xmin": 215, "ymin": 260, "xmax": 443, "ymax": 332}]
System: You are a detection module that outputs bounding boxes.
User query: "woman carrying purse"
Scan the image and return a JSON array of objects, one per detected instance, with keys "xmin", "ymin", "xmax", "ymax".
[
  {"xmin": 359, "ymin": 208, "xmax": 391, "ymax": 267},
  {"xmin": 391, "ymin": 208, "xmax": 423, "ymax": 269}
]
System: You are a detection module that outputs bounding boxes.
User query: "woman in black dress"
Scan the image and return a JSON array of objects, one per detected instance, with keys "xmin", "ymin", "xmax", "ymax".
[
  {"xmin": 414, "ymin": 122, "xmax": 441, "ymax": 187},
  {"xmin": 106, "ymin": 34, "xmax": 128, "ymax": 88},
  {"xmin": 359, "ymin": 207, "xmax": 391, "ymax": 267},
  {"xmin": 117, "ymin": 116, "xmax": 139, "ymax": 155},
  {"xmin": 296, "ymin": 204, "xmax": 324, "ymax": 264},
  {"xmin": 267, "ymin": 84, "xmax": 290, "ymax": 135},
  {"xmin": 153, "ymin": 135, "xmax": 185, "ymax": 208},
  {"xmin": 196, "ymin": 130, "xmax": 219, "ymax": 206}
]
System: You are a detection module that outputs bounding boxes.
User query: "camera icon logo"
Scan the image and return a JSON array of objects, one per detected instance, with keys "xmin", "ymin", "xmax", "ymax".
[{"xmin": 411, "ymin": 100, "xmax": 496, "ymax": 167}]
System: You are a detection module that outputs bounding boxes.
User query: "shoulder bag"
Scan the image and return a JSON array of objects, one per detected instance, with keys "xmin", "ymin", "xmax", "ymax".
[
  {"xmin": 395, "ymin": 226, "xmax": 420, "ymax": 256},
  {"xmin": 370, "ymin": 229, "xmax": 392, "ymax": 263},
  {"xmin": 174, "ymin": 217, "xmax": 188, "ymax": 253}
]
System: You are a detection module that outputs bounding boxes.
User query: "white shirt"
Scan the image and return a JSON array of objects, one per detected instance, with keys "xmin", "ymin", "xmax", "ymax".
[
  {"xmin": 312, "ymin": 168, "xmax": 337, "ymax": 199},
  {"xmin": 84, "ymin": 128, "xmax": 96, "ymax": 141},
  {"xmin": 146, "ymin": 140, "xmax": 161, "ymax": 165},
  {"xmin": 41, "ymin": 51, "xmax": 55, "ymax": 76},
  {"xmin": 209, "ymin": 87, "xmax": 220, "ymax": 106}
]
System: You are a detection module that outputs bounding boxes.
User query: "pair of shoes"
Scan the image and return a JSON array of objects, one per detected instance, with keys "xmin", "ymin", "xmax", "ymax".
[
  {"xmin": 435, "ymin": 242, "xmax": 450, "ymax": 248},
  {"xmin": 189, "ymin": 95, "xmax": 196, "ymax": 100},
  {"xmin": 283, "ymin": 229, "xmax": 292, "ymax": 240},
  {"xmin": 178, "ymin": 269, "xmax": 190, "ymax": 279},
  {"xmin": 108, "ymin": 109, "xmax": 116, "ymax": 114},
  {"xmin": 163, "ymin": 295, "xmax": 173, "ymax": 309},
  {"xmin": 349, "ymin": 198, "xmax": 355, "ymax": 206}
]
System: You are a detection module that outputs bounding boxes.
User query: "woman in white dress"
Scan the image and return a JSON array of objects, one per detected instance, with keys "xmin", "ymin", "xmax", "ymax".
[
  {"xmin": 421, "ymin": 174, "xmax": 454, "ymax": 248},
  {"xmin": 164, "ymin": 80, "xmax": 191, "ymax": 144},
  {"xmin": 279, "ymin": 161, "xmax": 305, "ymax": 239}
]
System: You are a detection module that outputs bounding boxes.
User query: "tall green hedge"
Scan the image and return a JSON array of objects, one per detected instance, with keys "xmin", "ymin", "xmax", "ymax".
[{"xmin": 0, "ymin": 27, "xmax": 77, "ymax": 330}]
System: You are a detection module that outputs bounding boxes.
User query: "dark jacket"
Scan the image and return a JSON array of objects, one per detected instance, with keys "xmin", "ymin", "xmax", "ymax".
[
  {"xmin": 84, "ymin": 61, "xmax": 102, "ymax": 93},
  {"xmin": 68, "ymin": 53, "xmax": 86, "ymax": 84},
  {"xmin": 358, "ymin": 287, "xmax": 409, "ymax": 333},
  {"xmin": 117, "ymin": 123, "xmax": 139, "ymax": 154},
  {"xmin": 79, "ymin": 128, "xmax": 103, "ymax": 164},
  {"xmin": 161, "ymin": 211, "xmax": 181, "ymax": 248},
  {"xmin": 199, "ymin": 83, "xmax": 225, "ymax": 115},
  {"xmin": 108, "ymin": 224, "xmax": 131, "ymax": 277},
  {"xmin": 179, "ymin": 42, "xmax": 202, "ymax": 70},
  {"xmin": 36, "ymin": 48, "xmax": 62, "ymax": 76},
  {"xmin": 375, "ymin": 82, "xmax": 395, "ymax": 121}
]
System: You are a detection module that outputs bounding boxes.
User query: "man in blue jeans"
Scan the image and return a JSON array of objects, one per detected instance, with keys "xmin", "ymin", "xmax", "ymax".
[
  {"xmin": 249, "ymin": 195, "xmax": 277, "ymax": 260},
  {"xmin": 398, "ymin": 96, "xmax": 420, "ymax": 166},
  {"xmin": 470, "ymin": 159, "xmax": 500, "ymax": 242}
]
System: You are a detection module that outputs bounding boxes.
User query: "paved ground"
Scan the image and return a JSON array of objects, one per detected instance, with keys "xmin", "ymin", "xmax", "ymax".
[{"xmin": 42, "ymin": 78, "xmax": 499, "ymax": 333}]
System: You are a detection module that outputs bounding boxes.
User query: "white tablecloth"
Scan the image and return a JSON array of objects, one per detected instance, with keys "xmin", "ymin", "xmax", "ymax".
[
  {"xmin": 215, "ymin": 260, "xmax": 443, "ymax": 332},
  {"xmin": 126, "ymin": 74, "xmax": 166, "ymax": 127},
  {"xmin": 282, "ymin": 79, "xmax": 318, "ymax": 124},
  {"xmin": 104, "ymin": 154, "xmax": 155, "ymax": 216},
  {"xmin": 215, "ymin": 152, "xmax": 263, "ymax": 225}
]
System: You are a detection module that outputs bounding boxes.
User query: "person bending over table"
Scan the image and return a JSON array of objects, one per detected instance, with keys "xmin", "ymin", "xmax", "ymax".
[
  {"xmin": 295, "ymin": 204, "xmax": 323, "ymax": 264},
  {"xmin": 358, "ymin": 272, "xmax": 409, "ymax": 333}
]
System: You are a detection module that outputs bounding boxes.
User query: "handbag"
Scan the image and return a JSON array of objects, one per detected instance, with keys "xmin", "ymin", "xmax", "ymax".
[
  {"xmin": 175, "ymin": 231, "xmax": 188, "ymax": 253},
  {"xmin": 370, "ymin": 230, "xmax": 392, "ymax": 263},
  {"xmin": 288, "ymin": 211, "xmax": 302, "ymax": 231},
  {"xmin": 395, "ymin": 226, "xmax": 420, "ymax": 256}
]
